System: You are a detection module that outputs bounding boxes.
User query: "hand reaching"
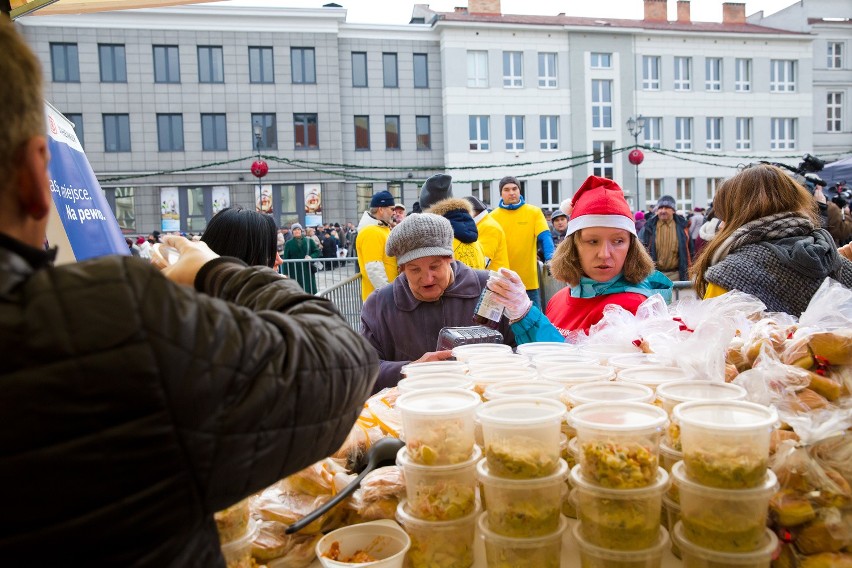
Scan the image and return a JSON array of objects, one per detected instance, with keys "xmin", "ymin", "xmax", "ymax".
[
  {"xmin": 158, "ymin": 235, "xmax": 219, "ymax": 287},
  {"xmin": 413, "ymin": 350, "xmax": 454, "ymax": 363},
  {"xmin": 486, "ymin": 268, "xmax": 532, "ymax": 321}
]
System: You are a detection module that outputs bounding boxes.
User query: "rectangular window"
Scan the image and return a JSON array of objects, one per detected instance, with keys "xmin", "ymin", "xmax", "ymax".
[
  {"xmin": 383, "ymin": 52, "xmax": 398, "ymax": 87},
  {"xmin": 157, "ymin": 114, "xmax": 184, "ymax": 152},
  {"xmin": 352, "ymin": 52, "xmax": 368, "ymax": 87},
  {"xmin": 541, "ymin": 180, "xmax": 560, "ymax": 209},
  {"xmin": 98, "ymin": 44, "xmax": 126, "ymax": 83},
  {"xmin": 294, "ymin": 113, "xmax": 319, "ymax": 149},
  {"xmin": 503, "ymin": 51, "xmax": 523, "ymax": 88},
  {"xmin": 674, "ymin": 56, "xmax": 691, "ymax": 91},
  {"xmin": 201, "ymin": 113, "xmax": 228, "ymax": 151},
  {"xmin": 645, "ymin": 179, "xmax": 663, "ymax": 204},
  {"xmin": 735, "ymin": 58, "xmax": 751, "ymax": 92},
  {"xmin": 384, "ymin": 115, "xmax": 400, "ymax": 150},
  {"xmin": 469, "ymin": 115, "xmax": 490, "ymax": 151},
  {"xmin": 827, "ymin": 92, "xmax": 843, "ymax": 132},
  {"xmin": 471, "ymin": 181, "xmax": 491, "ymax": 207},
  {"xmin": 291, "ymin": 47, "xmax": 316, "ymax": 84},
  {"xmin": 251, "ymin": 113, "xmax": 277, "ymax": 150},
  {"xmin": 591, "ymin": 80, "xmax": 613, "ymax": 129},
  {"xmin": 827, "ymin": 42, "xmax": 843, "ymax": 69},
  {"xmin": 770, "ymin": 117, "xmax": 796, "ymax": 150},
  {"xmin": 642, "ymin": 55, "xmax": 660, "ymax": 90},
  {"xmin": 707, "ymin": 178, "xmax": 724, "ymax": 202},
  {"xmin": 65, "ymin": 113, "xmax": 84, "ymax": 147},
  {"xmin": 676, "ymin": 178, "xmax": 693, "ymax": 210},
  {"xmin": 592, "ymin": 141, "xmax": 614, "ymax": 179},
  {"xmin": 540, "ymin": 116, "xmax": 559, "ymax": 150},
  {"xmin": 590, "ymin": 52, "xmax": 612, "ymax": 69},
  {"xmin": 643, "ymin": 117, "xmax": 662, "ymax": 148},
  {"xmin": 505, "ymin": 115, "xmax": 525, "ymax": 151},
  {"xmin": 675, "ymin": 117, "xmax": 692, "ymax": 150},
  {"xmin": 356, "ymin": 183, "xmax": 374, "ymax": 216},
  {"xmin": 198, "ymin": 46, "xmax": 224, "ymax": 83},
  {"xmin": 153, "ymin": 45, "xmax": 180, "ymax": 83},
  {"xmin": 103, "ymin": 113, "xmax": 131, "ymax": 152},
  {"xmin": 416, "ymin": 116, "xmax": 431, "ymax": 150},
  {"xmin": 414, "ymin": 53, "xmax": 429, "ymax": 88},
  {"xmin": 538, "ymin": 52, "xmax": 557, "ymax": 88},
  {"xmin": 705, "ymin": 57, "xmax": 721, "ymax": 91},
  {"xmin": 467, "ymin": 50, "xmax": 488, "ymax": 88},
  {"xmin": 736, "ymin": 117, "xmax": 752, "ymax": 150},
  {"xmin": 249, "ymin": 46, "xmax": 274, "ymax": 84},
  {"xmin": 105, "ymin": 187, "xmax": 136, "ymax": 233},
  {"xmin": 770, "ymin": 60, "xmax": 796, "ymax": 92},
  {"xmin": 706, "ymin": 117, "xmax": 722, "ymax": 150},
  {"xmin": 354, "ymin": 115, "xmax": 370, "ymax": 150},
  {"xmin": 51, "ymin": 43, "xmax": 79, "ymax": 82}
]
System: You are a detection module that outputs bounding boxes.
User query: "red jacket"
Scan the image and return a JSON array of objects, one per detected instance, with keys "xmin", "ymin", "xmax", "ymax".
[{"xmin": 545, "ymin": 288, "xmax": 647, "ymax": 335}]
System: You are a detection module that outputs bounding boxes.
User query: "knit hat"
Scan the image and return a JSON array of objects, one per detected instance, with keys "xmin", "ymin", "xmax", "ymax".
[
  {"xmin": 370, "ymin": 190, "xmax": 395, "ymax": 208},
  {"xmin": 635, "ymin": 211, "xmax": 645, "ymax": 220},
  {"xmin": 465, "ymin": 195, "xmax": 487, "ymax": 214},
  {"xmin": 418, "ymin": 174, "xmax": 453, "ymax": 210},
  {"xmin": 550, "ymin": 210, "xmax": 568, "ymax": 222},
  {"xmin": 656, "ymin": 195, "xmax": 676, "ymax": 210},
  {"xmin": 394, "ymin": 203, "xmax": 407, "ymax": 211},
  {"xmin": 291, "ymin": 223, "xmax": 303, "ymax": 231},
  {"xmin": 498, "ymin": 176, "xmax": 520, "ymax": 190},
  {"xmin": 385, "ymin": 213, "xmax": 454, "ymax": 265},
  {"xmin": 566, "ymin": 175, "xmax": 636, "ymax": 236}
]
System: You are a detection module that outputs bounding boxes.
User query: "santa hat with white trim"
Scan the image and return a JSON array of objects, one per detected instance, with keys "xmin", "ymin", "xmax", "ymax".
[{"xmin": 566, "ymin": 175, "xmax": 636, "ymax": 237}]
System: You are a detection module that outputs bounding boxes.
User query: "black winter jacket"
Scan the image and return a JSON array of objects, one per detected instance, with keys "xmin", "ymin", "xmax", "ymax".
[
  {"xmin": 0, "ymin": 236, "xmax": 378, "ymax": 566},
  {"xmin": 640, "ymin": 214, "xmax": 694, "ymax": 281}
]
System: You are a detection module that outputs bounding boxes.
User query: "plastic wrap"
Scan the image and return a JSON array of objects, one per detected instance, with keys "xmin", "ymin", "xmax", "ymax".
[
  {"xmin": 255, "ymin": 485, "xmax": 348, "ymax": 535},
  {"xmin": 332, "ymin": 422, "xmax": 387, "ymax": 471},
  {"xmin": 251, "ymin": 519, "xmax": 321, "ymax": 567},
  {"xmin": 348, "ymin": 466, "xmax": 406, "ymax": 522},
  {"xmin": 361, "ymin": 388, "xmax": 402, "ymax": 438},
  {"xmin": 278, "ymin": 458, "xmax": 351, "ymax": 497},
  {"xmin": 799, "ymin": 278, "xmax": 852, "ymax": 331}
]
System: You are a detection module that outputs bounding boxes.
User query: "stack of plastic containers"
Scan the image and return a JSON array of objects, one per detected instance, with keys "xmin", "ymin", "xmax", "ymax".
[
  {"xmin": 568, "ymin": 401, "xmax": 671, "ymax": 568},
  {"xmin": 475, "ymin": 397, "xmax": 569, "ymax": 568},
  {"xmin": 670, "ymin": 400, "xmax": 780, "ymax": 567},
  {"xmin": 395, "ymin": 388, "xmax": 483, "ymax": 568}
]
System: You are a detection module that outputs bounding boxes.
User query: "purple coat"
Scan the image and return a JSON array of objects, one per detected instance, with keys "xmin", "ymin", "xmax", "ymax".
[{"xmin": 360, "ymin": 261, "xmax": 515, "ymax": 392}]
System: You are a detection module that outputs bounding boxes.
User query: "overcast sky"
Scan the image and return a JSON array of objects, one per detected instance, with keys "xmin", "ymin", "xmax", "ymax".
[{"xmin": 214, "ymin": 0, "xmax": 799, "ymax": 25}]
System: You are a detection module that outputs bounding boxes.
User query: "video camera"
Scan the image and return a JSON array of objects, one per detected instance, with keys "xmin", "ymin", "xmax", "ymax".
[{"xmin": 761, "ymin": 154, "xmax": 827, "ymax": 195}]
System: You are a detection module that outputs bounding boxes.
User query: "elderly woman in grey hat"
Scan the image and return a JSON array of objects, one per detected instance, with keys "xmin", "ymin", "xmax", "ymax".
[{"xmin": 282, "ymin": 222, "xmax": 321, "ymax": 294}]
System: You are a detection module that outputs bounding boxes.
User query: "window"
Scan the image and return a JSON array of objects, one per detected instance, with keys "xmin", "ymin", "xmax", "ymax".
[
  {"xmin": 153, "ymin": 45, "xmax": 180, "ymax": 83},
  {"xmin": 354, "ymin": 116, "xmax": 370, "ymax": 150},
  {"xmin": 645, "ymin": 179, "xmax": 663, "ymax": 205},
  {"xmin": 707, "ymin": 178, "xmax": 724, "ymax": 202},
  {"xmin": 198, "ymin": 46, "xmax": 224, "ymax": 83},
  {"xmin": 469, "ymin": 115, "xmax": 490, "ymax": 151},
  {"xmin": 294, "ymin": 113, "xmax": 318, "ymax": 149},
  {"xmin": 541, "ymin": 180, "xmax": 560, "ymax": 209},
  {"xmin": 538, "ymin": 53, "xmax": 557, "ymax": 88},
  {"xmin": 705, "ymin": 57, "xmax": 721, "ymax": 91},
  {"xmin": 770, "ymin": 118, "xmax": 796, "ymax": 150},
  {"xmin": 184, "ymin": 187, "xmax": 208, "ymax": 232},
  {"xmin": 157, "ymin": 114, "xmax": 184, "ymax": 152},
  {"xmin": 352, "ymin": 52, "xmax": 368, "ymax": 87},
  {"xmin": 416, "ymin": 116, "xmax": 431, "ymax": 150},
  {"xmin": 354, "ymin": 184, "xmax": 375, "ymax": 217},
  {"xmin": 503, "ymin": 51, "xmax": 523, "ymax": 87},
  {"xmin": 827, "ymin": 92, "xmax": 843, "ymax": 132},
  {"xmin": 590, "ymin": 52, "xmax": 612, "ymax": 69},
  {"xmin": 592, "ymin": 141, "xmax": 614, "ymax": 179},
  {"xmin": 505, "ymin": 116, "xmax": 525, "ymax": 151},
  {"xmin": 643, "ymin": 117, "xmax": 662, "ymax": 149},
  {"xmin": 467, "ymin": 50, "xmax": 488, "ymax": 88},
  {"xmin": 252, "ymin": 113, "xmax": 277, "ymax": 150},
  {"xmin": 676, "ymin": 178, "xmax": 693, "ymax": 210},
  {"xmin": 770, "ymin": 60, "xmax": 796, "ymax": 92},
  {"xmin": 50, "ymin": 43, "xmax": 79, "ymax": 82},
  {"xmin": 591, "ymin": 80, "xmax": 613, "ymax": 129},
  {"xmin": 642, "ymin": 55, "xmax": 660, "ymax": 90},
  {"xmin": 735, "ymin": 117, "xmax": 752, "ymax": 150},
  {"xmin": 383, "ymin": 52, "xmax": 398, "ymax": 87},
  {"xmin": 103, "ymin": 113, "xmax": 130, "ymax": 152},
  {"xmin": 384, "ymin": 116, "xmax": 400, "ymax": 150},
  {"xmin": 291, "ymin": 47, "xmax": 316, "ymax": 84},
  {"xmin": 249, "ymin": 47, "xmax": 274, "ymax": 84},
  {"xmin": 706, "ymin": 117, "xmax": 722, "ymax": 150},
  {"xmin": 65, "ymin": 113, "xmax": 84, "ymax": 147},
  {"xmin": 674, "ymin": 57, "xmax": 691, "ymax": 90},
  {"xmin": 827, "ymin": 42, "xmax": 843, "ymax": 69},
  {"xmin": 735, "ymin": 58, "xmax": 751, "ymax": 92},
  {"xmin": 98, "ymin": 44, "xmax": 126, "ymax": 83},
  {"xmin": 104, "ymin": 187, "xmax": 136, "ymax": 233},
  {"xmin": 201, "ymin": 113, "xmax": 228, "ymax": 151},
  {"xmin": 414, "ymin": 53, "xmax": 429, "ymax": 88},
  {"xmin": 540, "ymin": 116, "xmax": 559, "ymax": 150},
  {"xmin": 675, "ymin": 117, "xmax": 692, "ymax": 150},
  {"xmin": 471, "ymin": 181, "xmax": 491, "ymax": 207}
]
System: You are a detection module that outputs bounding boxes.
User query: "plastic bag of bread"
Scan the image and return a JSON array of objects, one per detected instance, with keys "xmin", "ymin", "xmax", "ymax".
[
  {"xmin": 251, "ymin": 519, "xmax": 321, "ymax": 567},
  {"xmin": 732, "ymin": 347, "xmax": 813, "ymax": 412},
  {"xmin": 215, "ymin": 497, "xmax": 251, "ymax": 544},
  {"xmin": 255, "ymin": 485, "xmax": 347, "ymax": 535},
  {"xmin": 740, "ymin": 314, "xmax": 798, "ymax": 367},
  {"xmin": 278, "ymin": 458, "xmax": 352, "ymax": 497},
  {"xmin": 332, "ymin": 422, "xmax": 387, "ymax": 471},
  {"xmin": 796, "ymin": 278, "xmax": 852, "ymax": 366},
  {"xmin": 362, "ymin": 388, "xmax": 402, "ymax": 438},
  {"xmin": 348, "ymin": 466, "xmax": 405, "ymax": 521},
  {"xmin": 577, "ymin": 294, "xmax": 681, "ymax": 351}
]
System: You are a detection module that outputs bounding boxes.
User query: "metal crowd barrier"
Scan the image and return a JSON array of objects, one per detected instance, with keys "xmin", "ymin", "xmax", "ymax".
[
  {"xmin": 317, "ymin": 274, "xmax": 363, "ymax": 331},
  {"xmin": 278, "ymin": 256, "xmax": 360, "ymax": 294}
]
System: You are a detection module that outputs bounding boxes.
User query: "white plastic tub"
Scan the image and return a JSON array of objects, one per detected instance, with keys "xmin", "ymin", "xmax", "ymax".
[{"xmin": 315, "ymin": 519, "xmax": 411, "ymax": 568}]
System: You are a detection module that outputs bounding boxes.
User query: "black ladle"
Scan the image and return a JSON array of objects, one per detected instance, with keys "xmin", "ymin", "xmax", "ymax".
[{"xmin": 285, "ymin": 437, "xmax": 405, "ymax": 534}]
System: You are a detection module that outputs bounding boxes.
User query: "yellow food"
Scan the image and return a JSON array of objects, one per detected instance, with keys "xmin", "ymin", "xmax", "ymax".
[
  {"xmin": 682, "ymin": 505, "xmax": 766, "ymax": 552},
  {"xmin": 487, "ymin": 495, "xmax": 561, "ymax": 538},
  {"xmin": 214, "ymin": 498, "xmax": 250, "ymax": 544},
  {"xmin": 406, "ymin": 527, "xmax": 474, "ymax": 568},
  {"xmin": 684, "ymin": 447, "xmax": 767, "ymax": 489},
  {"xmin": 408, "ymin": 420, "xmax": 472, "ymax": 465},
  {"xmin": 581, "ymin": 440, "xmax": 658, "ymax": 489},
  {"xmin": 770, "ymin": 489, "xmax": 816, "ymax": 527},
  {"xmin": 578, "ymin": 497, "xmax": 660, "ymax": 550},
  {"xmin": 408, "ymin": 480, "xmax": 475, "ymax": 521},
  {"xmin": 795, "ymin": 518, "xmax": 850, "ymax": 555},
  {"xmin": 485, "ymin": 436, "xmax": 558, "ymax": 479},
  {"xmin": 799, "ymin": 552, "xmax": 852, "ymax": 568},
  {"xmin": 483, "ymin": 540, "xmax": 560, "ymax": 568}
]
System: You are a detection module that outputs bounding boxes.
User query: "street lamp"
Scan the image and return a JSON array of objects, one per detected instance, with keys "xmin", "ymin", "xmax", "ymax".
[{"xmin": 626, "ymin": 114, "xmax": 646, "ymax": 210}]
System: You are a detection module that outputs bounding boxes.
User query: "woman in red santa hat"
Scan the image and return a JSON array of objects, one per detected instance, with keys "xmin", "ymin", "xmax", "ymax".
[{"xmin": 486, "ymin": 175, "xmax": 673, "ymax": 340}]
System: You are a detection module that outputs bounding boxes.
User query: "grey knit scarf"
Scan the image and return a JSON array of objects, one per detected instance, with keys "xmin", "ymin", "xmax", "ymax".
[{"xmin": 711, "ymin": 212, "xmax": 814, "ymax": 266}]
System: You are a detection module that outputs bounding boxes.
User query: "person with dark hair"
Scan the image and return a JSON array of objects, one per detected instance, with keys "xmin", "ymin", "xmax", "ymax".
[{"xmin": 200, "ymin": 206, "xmax": 281, "ymax": 269}]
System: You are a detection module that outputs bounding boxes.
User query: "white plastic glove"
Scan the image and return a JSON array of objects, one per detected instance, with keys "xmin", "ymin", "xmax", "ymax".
[{"xmin": 486, "ymin": 268, "xmax": 532, "ymax": 321}]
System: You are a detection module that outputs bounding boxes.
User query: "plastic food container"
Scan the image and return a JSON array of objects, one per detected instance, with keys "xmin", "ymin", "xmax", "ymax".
[
  {"xmin": 672, "ymin": 521, "xmax": 779, "ymax": 568},
  {"xmin": 315, "ymin": 519, "xmax": 411, "ymax": 568},
  {"xmin": 566, "ymin": 381, "xmax": 656, "ymax": 407},
  {"xmin": 397, "ymin": 389, "xmax": 481, "ymax": 466},
  {"xmin": 569, "ymin": 402, "xmax": 668, "ymax": 489},
  {"xmin": 221, "ymin": 518, "xmax": 258, "ymax": 568},
  {"xmin": 656, "ymin": 381, "xmax": 748, "ymax": 415},
  {"xmin": 561, "ymin": 436, "xmax": 578, "ymax": 517},
  {"xmin": 571, "ymin": 465, "xmax": 670, "ymax": 550},
  {"xmin": 662, "ymin": 496, "xmax": 682, "ymax": 558},
  {"xmin": 531, "ymin": 353, "xmax": 602, "ymax": 368},
  {"xmin": 396, "ymin": 500, "xmax": 479, "ymax": 568},
  {"xmin": 477, "ymin": 397, "xmax": 566, "ymax": 479},
  {"xmin": 516, "ymin": 341, "xmax": 577, "ymax": 356},
  {"xmin": 479, "ymin": 512, "xmax": 567, "ymax": 568},
  {"xmin": 483, "ymin": 380, "xmax": 564, "ymax": 401},
  {"xmin": 575, "ymin": 343, "xmax": 642, "ymax": 365},
  {"xmin": 608, "ymin": 353, "xmax": 678, "ymax": 371},
  {"xmin": 401, "ymin": 361, "xmax": 469, "ymax": 378},
  {"xmin": 396, "ymin": 445, "xmax": 480, "ymax": 521},
  {"xmin": 616, "ymin": 366, "xmax": 693, "ymax": 391},
  {"xmin": 659, "ymin": 441, "xmax": 682, "ymax": 502},
  {"xmin": 538, "ymin": 365, "xmax": 616, "ymax": 387},
  {"xmin": 397, "ymin": 375, "xmax": 474, "ymax": 394},
  {"xmin": 673, "ymin": 401, "xmax": 778, "ymax": 489},
  {"xmin": 573, "ymin": 522, "xmax": 669, "ymax": 568},
  {"xmin": 477, "ymin": 458, "xmax": 568, "ymax": 537},
  {"xmin": 672, "ymin": 460, "xmax": 778, "ymax": 553},
  {"xmin": 468, "ymin": 368, "xmax": 539, "ymax": 397},
  {"xmin": 451, "ymin": 343, "xmax": 513, "ymax": 362}
]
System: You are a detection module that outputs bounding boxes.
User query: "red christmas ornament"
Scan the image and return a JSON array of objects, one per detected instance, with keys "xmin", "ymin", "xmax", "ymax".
[
  {"xmin": 628, "ymin": 149, "xmax": 644, "ymax": 165},
  {"xmin": 251, "ymin": 160, "xmax": 269, "ymax": 178}
]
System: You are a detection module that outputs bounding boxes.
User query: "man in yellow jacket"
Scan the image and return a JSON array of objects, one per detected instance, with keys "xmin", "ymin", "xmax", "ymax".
[
  {"xmin": 465, "ymin": 196, "xmax": 509, "ymax": 272},
  {"xmin": 356, "ymin": 191, "xmax": 398, "ymax": 301}
]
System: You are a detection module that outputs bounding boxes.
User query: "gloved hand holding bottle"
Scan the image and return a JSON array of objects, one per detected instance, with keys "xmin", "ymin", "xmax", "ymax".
[{"xmin": 486, "ymin": 268, "xmax": 532, "ymax": 322}]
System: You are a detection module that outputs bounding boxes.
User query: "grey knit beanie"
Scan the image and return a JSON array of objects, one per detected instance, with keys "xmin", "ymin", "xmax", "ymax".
[
  {"xmin": 656, "ymin": 195, "xmax": 676, "ymax": 210},
  {"xmin": 386, "ymin": 213, "xmax": 454, "ymax": 265}
]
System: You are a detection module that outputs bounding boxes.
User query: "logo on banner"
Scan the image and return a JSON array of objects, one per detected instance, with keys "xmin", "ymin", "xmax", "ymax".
[{"xmin": 49, "ymin": 115, "xmax": 58, "ymax": 135}]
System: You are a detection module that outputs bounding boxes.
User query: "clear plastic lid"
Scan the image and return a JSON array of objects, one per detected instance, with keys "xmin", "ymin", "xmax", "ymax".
[
  {"xmin": 566, "ymin": 381, "xmax": 656, "ymax": 406},
  {"xmin": 607, "ymin": 353, "xmax": 677, "ymax": 371},
  {"xmin": 672, "ymin": 400, "xmax": 778, "ymax": 431},
  {"xmin": 656, "ymin": 380, "xmax": 747, "ymax": 412},
  {"xmin": 478, "ymin": 511, "xmax": 568, "ymax": 545},
  {"xmin": 451, "ymin": 343, "xmax": 513, "ymax": 360},
  {"xmin": 532, "ymin": 353, "xmax": 600, "ymax": 367},
  {"xmin": 477, "ymin": 456, "xmax": 569, "ymax": 486},
  {"xmin": 476, "ymin": 396, "xmax": 566, "ymax": 426},
  {"xmin": 617, "ymin": 366, "xmax": 693, "ymax": 388},
  {"xmin": 573, "ymin": 523, "xmax": 669, "ymax": 560},
  {"xmin": 671, "ymin": 460, "xmax": 778, "ymax": 496},
  {"xmin": 469, "ymin": 368, "xmax": 539, "ymax": 385},
  {"xmin": 538, "ymin": 365, "xmax": 616, "ymax": 384},
  {"xmin": 516, "ymin": 342, "xmax": 577, "ymax": 356},
  {"xmin": 570, "ymin": 463, "xmax": 670, "ymax": 496},
  {"xmin": 568, "ymin": 401, "xmax": 668, "ymax": 433},
  {"xmin": 672, "ymin": 521, "xmax": 778, "ymax": 564},
  {"xmin": 483, "ymin": 380, "xmax": 564, "ymax": 401},
  {"xmin": 401, "ymin": 361, "xmax": 468, "ymax": 377},
  {"xmin": 396, "ymin": 499, "xmax": 481, "ymax": 528},
  {"xmin": 397, "ymin": 375, "xmax": 473, "ymax": 394},
  {"xmin": 396, "ymin": 388, "xmax": 481, "ymax": 416},
  {"xmin": 397, "ymin": 444, "xmax": 481, "ymax": 472}
]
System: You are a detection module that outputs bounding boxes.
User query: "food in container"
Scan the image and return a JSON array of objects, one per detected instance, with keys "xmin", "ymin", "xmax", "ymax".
[
  {"xmin": 315, "ymin": 519, "xmax": 411, "ymax": 568},
  {"xmin": 214, "ymin": 497, "xmax": 250, "ymax": 544},
  {"xmin": 468, "ymin": 368, "xmax": 539, "ymax": 397},
  {"xmin": 397, "ymin": 388, "xmax": 480, "ymax": 466},
  {"xmin": 396, "ymin": 446, "xmax": 479, "ymax": 521},
  {"xmin": 662, "ymin": 496, "xmax": 682, "ymax": 558},
  {"xmin": 396, "ymin": 500, "xmax": 478, "ymax": 568},
  {"xmin": 478, "ymin": 512, "xmax": 567, "ymax": 568},
  {"xmin": 565, "ymin": 381, "xmax": 655, "ymax": 407},
  {"xmin": 561, "ymin": 436, "xmax": 579, "ymax": 518},
  {"xmin": 656, "ymin": 381, "xmax": 747, "ymax": 451},
  {"xmin": 671, "ymin": 520, "xmax": 778, "ymax": 568},
  {"xmin": 537, "ymin": 364, "xmax": 616, "ymax": 386},
  {"xmin": 659, "ymin": 441, "xmax": 682, "ymax": 502},
  {"xmin": 573, "ymin": 522, "xmax": 669, "ymax": 568}
]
